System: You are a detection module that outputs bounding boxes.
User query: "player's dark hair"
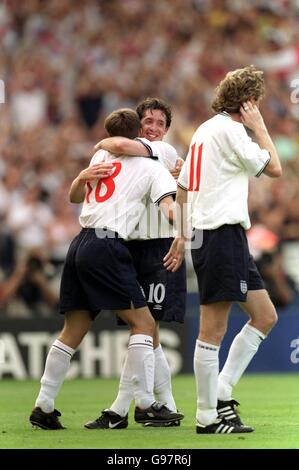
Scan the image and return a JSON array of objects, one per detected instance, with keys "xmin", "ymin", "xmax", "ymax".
[
  {"xmin": 136, "ymin": 97, "xmax": 172, "ymax": 129},
  {"xmin": 104, "ymin": 108, "xmax": 140, "ymax": 139},
  {"xmin": 212, "ymin": 65, "xmax": 265, "ymax": 114}
]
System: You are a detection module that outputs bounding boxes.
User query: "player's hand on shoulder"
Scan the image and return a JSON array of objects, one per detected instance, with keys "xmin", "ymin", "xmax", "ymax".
[{"xmin": 78, "ymin": 163, "xmax": 114, "ymax": 182}]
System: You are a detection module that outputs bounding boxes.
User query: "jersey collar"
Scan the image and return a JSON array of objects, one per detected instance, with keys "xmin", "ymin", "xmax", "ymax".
[{"xmin": 219, "ymin": 111, "xmax": 231, "ymax": 118}]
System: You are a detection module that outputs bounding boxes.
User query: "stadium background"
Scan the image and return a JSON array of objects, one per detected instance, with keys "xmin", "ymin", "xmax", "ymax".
[{"xmin": 1, "ymin": 1, "xmax": 299, "ymax": 377}]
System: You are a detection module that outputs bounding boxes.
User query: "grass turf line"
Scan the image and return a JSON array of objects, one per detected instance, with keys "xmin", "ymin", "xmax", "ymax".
[{"xmin": 0, "ymin": 374, "xmax": 298, "ymax": 449}]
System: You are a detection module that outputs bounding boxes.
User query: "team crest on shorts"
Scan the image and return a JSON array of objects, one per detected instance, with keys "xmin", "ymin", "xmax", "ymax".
[{"xmin": 240, "ymin": 280, "xmax": 248, "ymax": 294}]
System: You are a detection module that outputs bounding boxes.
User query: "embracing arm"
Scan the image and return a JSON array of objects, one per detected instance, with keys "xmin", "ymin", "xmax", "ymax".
[
  {"xmin": 69, "ymin": 163, "xmax": 113, "ymax": 203},
  {"xmin": 69, "ymin": 176, "xmax": 87, "ymax": 204},
  {"xmin": 94, "ymin": 137, "xmax": 150, "ymax": 156}
]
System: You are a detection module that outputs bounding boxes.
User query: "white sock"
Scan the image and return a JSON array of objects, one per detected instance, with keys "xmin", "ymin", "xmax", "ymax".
[
  {"xmin": 110, "ymin": 344, "xmax": 175, "ymax": 416},
  {"xmin": 110, "ymin": 353, "xmax": 134, "ymax": 417},
  {"xmin": 218, "ymin": 323, "xmax": 266, "ymax": 401},
  {"xmin": 154, "ymin": 345, "xmax": 176, "ymax": 411},
  {"xmin": 194, "ymin": 339, "xmax": 219, "ymax": 426},
  {"xmin": 35, "ymin": 339, "xmax": 75, "ymax": 413},
  {"xmin": 127, "ymin": 334, "xmax": 155, "ymax": 409}
]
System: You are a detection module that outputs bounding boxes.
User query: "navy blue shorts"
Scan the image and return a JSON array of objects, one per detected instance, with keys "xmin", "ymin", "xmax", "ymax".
[
  {"xmin": 191, "ymin": 224, "xmax": 264, "ymax": 304},
  {"xmin": 59, "ymin": 229, "xmax": 146, "ymax": 318},
  {"xmin": 122, "ymin": 238, "xmax": 187, "ymax": 323}
]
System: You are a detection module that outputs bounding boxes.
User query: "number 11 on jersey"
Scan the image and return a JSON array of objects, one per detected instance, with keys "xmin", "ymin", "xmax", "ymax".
[{"xmin": 188, "ymin": 143, "xmax": 203, "ymax": 191}]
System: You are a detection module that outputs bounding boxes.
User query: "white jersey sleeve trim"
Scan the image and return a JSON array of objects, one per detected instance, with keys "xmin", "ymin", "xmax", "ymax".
[
  {"xmin": 255, "ymin": 155, "xmax": 271, "ymax": 177},
  {"xmin": 177, "ymin": 182, "xmax": 188, "ymax": 191},
  {"xmin": 138, "ymin": 139, "xmax": 178, "ymax": 170},
  {"xmin": 230, "ymin": 125, "xmax": 271, "ymax": 176},
  {"xmin": 135, "ymin": 137, "xmax": 157, "ymax": 158},
  {"xmin": 154, "ymin": 191, "xmax": 176, "ymax": 205}
]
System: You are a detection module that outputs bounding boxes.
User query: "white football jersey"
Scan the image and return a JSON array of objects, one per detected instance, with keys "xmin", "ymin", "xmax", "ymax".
[
  {"xmin": 129, "ymin": 138, "xmax": 178, "ymax": 240},
  {"xmin": 79, "ymin": 149, "xmax": 176, "ymax": 239},
  {"xmin": 178, "ymin": 112, "xmax": 270, "ymax": 230}
]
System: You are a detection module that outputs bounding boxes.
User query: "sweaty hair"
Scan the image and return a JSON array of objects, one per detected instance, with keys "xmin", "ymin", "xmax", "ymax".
[
  {"xmin": 211, "ymin": 65, "xmax": 265, "ymax": 114},
  {"xmin": 136, "ymin": 97, "xmax": 172, "ymax": 129},
  {"xmin": 104, "ymin": 108, "xmax": 140, "ymax": 139}
]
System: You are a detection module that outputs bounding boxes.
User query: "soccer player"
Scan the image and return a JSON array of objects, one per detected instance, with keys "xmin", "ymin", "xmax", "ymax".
[
  {"xmin": 29, "ymin": 108, "xmax": 183, "ymax": 430},
  {"xmin": 164, "ymin": 66, "xmax": 281, "ymax": 434},
  {"xmin": 84, "ymin": 98, "xmax": 187, "ymax": 430}
]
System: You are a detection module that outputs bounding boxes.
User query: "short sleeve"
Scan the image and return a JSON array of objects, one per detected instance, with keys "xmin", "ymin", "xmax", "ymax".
[
  {"xmin": 135, "ymin": 138, "xmax": 156, "ymax": 157},
  {"xmin": 177, "ymin": 156, "xmax": 189, "ymax": 190},
  {"xmin": 138, "ymin": 139, "xmax": 178, "ymax": 170},
  {"xmin": 230, "ymin": 125, "xmax": 270, "ymax": 177},
  {"xmin": 149, "ymin": 163, "xmax": 177, "ymax": 204},
  {"xmin": 88, "ymin": 149, "xmax": 108, "ymax": 166}
]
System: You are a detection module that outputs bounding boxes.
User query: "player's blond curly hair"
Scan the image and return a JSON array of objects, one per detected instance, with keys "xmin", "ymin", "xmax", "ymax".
[{"xmin": 212, "ymin": 65, "xmax": 265, "ymax": 114}]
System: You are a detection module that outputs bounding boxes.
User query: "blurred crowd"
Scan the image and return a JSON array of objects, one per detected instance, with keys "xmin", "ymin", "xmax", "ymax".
[{"xmin": 1, "ymin": 0, "xmax": 299, "ymax": 316}]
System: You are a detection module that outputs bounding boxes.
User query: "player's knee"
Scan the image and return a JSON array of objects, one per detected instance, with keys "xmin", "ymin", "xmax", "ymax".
[
  {"xmin": 265, "ymin": 308, "xmax": 278, "ymax": 330},
  {"xmin": 128, "ymin": 309, "xmax": 155, "ymax": 336},
  {"xmin": 256, "ymin": 306, "xmax": 278, "ymax": 335}
]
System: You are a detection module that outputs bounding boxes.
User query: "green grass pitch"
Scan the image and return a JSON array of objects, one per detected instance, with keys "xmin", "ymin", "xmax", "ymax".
[{"xmin": 1, "ymin": 374, "xmax": 299, "ymax": 449}]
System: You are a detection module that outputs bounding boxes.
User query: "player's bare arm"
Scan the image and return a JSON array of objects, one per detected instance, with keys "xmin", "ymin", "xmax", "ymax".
[
  {"xmin": 69, "ymin": 163, "xmax": 113, "ymax": 203},
  {"xmin": 163, "ymin": 186, "xmax": 187, "ymax": 272},
  {"xmin": 159, "ymin": 195, "xmax": 175, "ymax": 225},
  {"xmin": 240, "ymin": 100, "xmax": 282, "ymax": 178},
  {"xmin": 94, "ymin": 137, "xmax": 150, "ymax": 156},
  {"xmin": 97, "ymin": 137, "xmax": 182, "ymax": 180}
]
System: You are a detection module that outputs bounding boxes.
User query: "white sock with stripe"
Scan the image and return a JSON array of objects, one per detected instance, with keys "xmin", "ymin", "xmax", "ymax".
[
  {"xmin": 35, "ymin": 339, "xmax": 75, "ymax": 413},
  {"xmin": 218, "ymin": 323, "xmax": 266, "ymax": 401},
  {"xmin": 127, "ymin": 334, "xmax": 155, "ymax": 409},
  {"xmin": 153, "ymin": 344, "xmax": 176, "ymax": 412},
  {"xmin": 194, "ymin": 339, "xmax": 219, "ymax": 426}
]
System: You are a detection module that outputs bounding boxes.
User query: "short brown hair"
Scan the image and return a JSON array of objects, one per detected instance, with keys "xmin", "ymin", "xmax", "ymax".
[
  {"xmin": 212, "ymin": 65, "xmax": 265, "ymax": 114},
  {"xmin": 136, "ymin": 97, "xmax": 172, "ymax": 129},
  {"xmin": 104, "ymin": 108, "xmax": 140, "ymax": 139}
]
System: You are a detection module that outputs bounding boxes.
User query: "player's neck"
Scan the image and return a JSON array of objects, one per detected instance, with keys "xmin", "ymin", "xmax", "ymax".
[
  {"xmin": 220, "ymin": 111, "xmax": 242, "ymax": 123},
  {"xmin": 229, "ymin": 112, "xmax": 242, "ymax": 123}
]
